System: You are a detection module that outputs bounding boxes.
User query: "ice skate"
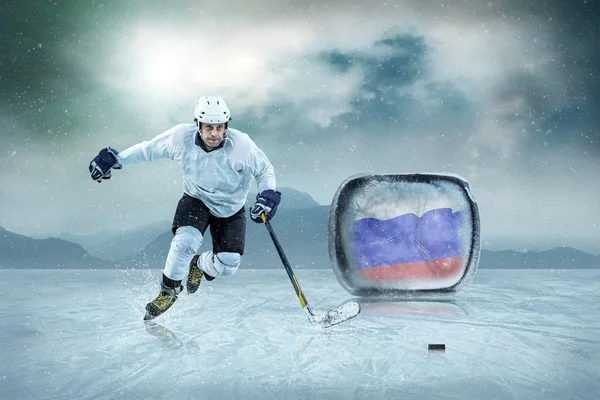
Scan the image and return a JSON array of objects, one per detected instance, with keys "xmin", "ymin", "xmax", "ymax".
[
  {"xmin": 144, "ymin": 283, "xmax": 183, "ymax": 321},
  {"xmin": 187, "ymin": 254, "xmax": 215, "ymax": 294},
  {"xmin": 186, "ymin": 255, "xmax": 203, "ymax": 294}
]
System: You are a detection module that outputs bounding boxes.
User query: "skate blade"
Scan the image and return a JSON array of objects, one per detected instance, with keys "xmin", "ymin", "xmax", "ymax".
[
  {"xmin": 143, "ymin": 304, "xmax": 160, "ymax": 321},
  {"xmin": 187, "ymin": 286, "xmax": 199, "ymax": 295},
  {"xmin": 143, "ymin": 311, "xmax": 155, "ymax": 321}
]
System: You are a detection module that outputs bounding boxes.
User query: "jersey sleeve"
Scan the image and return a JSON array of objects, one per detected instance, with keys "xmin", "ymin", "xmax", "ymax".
[
  {"xmin": 116, "ymin": 125, "xmax": 186, "ymax": 166},
  {"xmin": 249, "ymin": 145, "xmax": 276, "ymax": 193}
]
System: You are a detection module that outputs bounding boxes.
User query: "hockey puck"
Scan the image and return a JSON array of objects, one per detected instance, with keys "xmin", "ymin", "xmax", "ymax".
[{"xmin": 428, "ymin": 344, "xmax": 446, "ymax": 351}]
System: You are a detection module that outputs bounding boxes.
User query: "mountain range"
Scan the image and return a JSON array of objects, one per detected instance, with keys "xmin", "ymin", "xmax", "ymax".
[{"xmin": 1, "ymin": 188, "xmax": 598, "ymax": 269}]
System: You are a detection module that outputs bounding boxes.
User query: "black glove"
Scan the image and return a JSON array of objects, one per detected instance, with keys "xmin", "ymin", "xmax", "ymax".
[
  {"xmin": 250, "ymin": 189, "xmax": 281, "ymax": 223},
  {"xmin": 89, "ymin": 146, "xmax": 122, "ymax": 183}
]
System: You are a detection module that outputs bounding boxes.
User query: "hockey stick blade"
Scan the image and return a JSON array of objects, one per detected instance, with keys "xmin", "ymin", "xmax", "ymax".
[{"xmin": 308, "ymin": 301, "xmax": 361, "ymax": 328}]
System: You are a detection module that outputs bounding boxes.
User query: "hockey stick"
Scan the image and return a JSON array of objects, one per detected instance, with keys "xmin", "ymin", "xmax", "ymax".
[{"xmin": 261, "ymin": 213, "xmax": 360, "ymax": 328}]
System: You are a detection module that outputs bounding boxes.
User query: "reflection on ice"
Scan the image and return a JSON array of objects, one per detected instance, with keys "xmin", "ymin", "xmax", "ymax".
[{"xmin": 358, "ymin": 298, "xmax": 472, "ymax": 321}]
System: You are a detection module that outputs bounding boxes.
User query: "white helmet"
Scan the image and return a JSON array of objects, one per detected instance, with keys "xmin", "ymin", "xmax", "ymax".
[{"xmin": 194, "ymin": 96, "xmax": 231, "ymax": 128}]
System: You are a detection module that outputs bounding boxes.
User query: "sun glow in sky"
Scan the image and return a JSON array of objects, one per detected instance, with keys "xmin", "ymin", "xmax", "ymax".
[{"xmin": 135, "ymin": 35, "xmax": 191, "ymax": 89}]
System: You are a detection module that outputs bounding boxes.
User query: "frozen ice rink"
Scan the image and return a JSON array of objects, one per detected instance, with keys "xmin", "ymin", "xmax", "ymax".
[{"xmin": 2, "ymin": 268, "xmax": 599, "ymax": 399}]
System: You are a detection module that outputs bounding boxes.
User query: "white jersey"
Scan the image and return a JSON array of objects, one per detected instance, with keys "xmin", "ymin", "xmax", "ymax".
[{"xmin": 116, "ymin": 124, "xmax": 276, "ymax": 218}]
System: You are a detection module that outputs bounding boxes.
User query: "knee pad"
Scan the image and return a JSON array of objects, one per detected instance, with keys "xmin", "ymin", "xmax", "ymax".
[
  {"xmin": 198, "ymin": 251, "xmax": 241, "ymax": 277},
  {"xmin": 164, "ymin": 226, "xmax": 203, "ymax": 281},
  {"xmin": 172, "ymin": 226, "xmax": 203, "ymax": 255},
  {"xmin": 215, "ymin": 252, "xmax": 241, "ymax": 276}
]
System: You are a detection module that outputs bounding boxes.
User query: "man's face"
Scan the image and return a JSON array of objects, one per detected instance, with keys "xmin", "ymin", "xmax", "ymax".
[{"xmin": 199, "ymin": 123, "xmax": 226, "ymax": 147}]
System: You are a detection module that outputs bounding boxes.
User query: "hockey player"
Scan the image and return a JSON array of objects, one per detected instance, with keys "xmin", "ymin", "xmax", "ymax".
[{"xmin": 88, "ymin": 96, "xmax": 281, "ymax": 320}]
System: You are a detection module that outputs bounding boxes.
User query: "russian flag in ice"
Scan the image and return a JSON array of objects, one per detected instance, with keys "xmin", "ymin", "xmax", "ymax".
[
  {"xmin": 329, "ymin": 173, "xmax": 480, "ymax": 294},
  {"xmin": 352, "ymin": 208, "xmax": 464, "ymax": 281}
]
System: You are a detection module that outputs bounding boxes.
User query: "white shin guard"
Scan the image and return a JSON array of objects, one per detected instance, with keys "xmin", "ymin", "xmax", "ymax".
[
  {"xmin": 163, "ymin": 226, "xmax": 203, "ymax": 281},
  {"xmin": 198, "ymin": 251, "xmax": 241, "ymax": 277}
]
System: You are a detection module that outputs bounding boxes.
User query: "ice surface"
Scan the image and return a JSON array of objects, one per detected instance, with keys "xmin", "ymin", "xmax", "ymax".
[{"xmin": 1, "ymin": 268, "xmax": 599, "ymax": 399}]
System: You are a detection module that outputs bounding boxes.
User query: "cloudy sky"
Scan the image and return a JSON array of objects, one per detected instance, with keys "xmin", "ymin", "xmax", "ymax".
[{"xmin": 0, "ymin": 0, "xmax": 598, "ymax": 253}]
